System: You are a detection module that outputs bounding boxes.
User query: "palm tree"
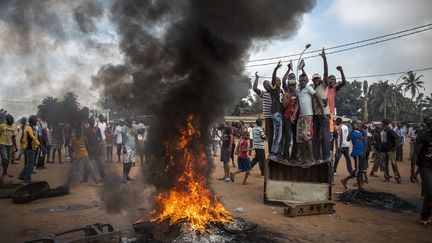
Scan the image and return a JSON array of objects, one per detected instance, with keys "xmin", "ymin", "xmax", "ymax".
[
  {"xmin": 424, "ymin": 93, "xmax": 432, "ymax": 111},
  {"xmin": 368, "ymin": 80, "xmax": 395, "ymax": 120},
  {"xmin": 399, "ymin": 71, "xmax": 425, "ymax": 100},
  {"xmin": 37, "ymin": 96, "xmax": 61, "ymax": 124}
]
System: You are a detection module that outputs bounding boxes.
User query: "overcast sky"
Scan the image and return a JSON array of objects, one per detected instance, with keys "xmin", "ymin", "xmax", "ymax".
[
  {"xmin": 1, "ymin": 0, "xmax": 431, "ymax": 117},
  {"xmin": 247, "ymin": 0, "xmax": 432, "ymax": 96}
]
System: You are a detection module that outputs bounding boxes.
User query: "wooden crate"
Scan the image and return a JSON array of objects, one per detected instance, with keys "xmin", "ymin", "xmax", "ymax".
[{"xmin": 263, "ymin": 158, "xmax": 333, "ymax": 211}]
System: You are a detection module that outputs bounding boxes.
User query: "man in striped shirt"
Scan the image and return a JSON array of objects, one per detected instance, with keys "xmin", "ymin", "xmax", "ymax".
[
  {"xmin": 253, "ymin": 72, "xmax": 273, "ymax": 151},
  {"xmin": 251, "ymin": 119, "xmax": 266, "ymax": 176}
]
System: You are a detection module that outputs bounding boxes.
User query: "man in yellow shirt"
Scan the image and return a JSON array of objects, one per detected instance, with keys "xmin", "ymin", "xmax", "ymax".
[
  {"xmin": 68, "ymin": 126, "xmax": 98, "ymax": 184},
  {"xmin": 18, "ymin": 116, "xmax": 40, "ymax": 183},
  {"xmin": 0, "ymin": 114, "xmax": 18, "ymax": 178}
]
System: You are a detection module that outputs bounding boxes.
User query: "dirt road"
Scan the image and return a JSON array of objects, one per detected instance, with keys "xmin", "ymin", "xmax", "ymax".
[{"xmin": 0, "ymin": 142, "xmax": 431, "ymax": 242}]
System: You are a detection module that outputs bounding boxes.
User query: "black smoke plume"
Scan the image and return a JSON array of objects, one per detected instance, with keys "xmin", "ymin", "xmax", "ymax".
[{"xmin": 92, "ymin": 0, "xmax": 316, "ymax": 208}]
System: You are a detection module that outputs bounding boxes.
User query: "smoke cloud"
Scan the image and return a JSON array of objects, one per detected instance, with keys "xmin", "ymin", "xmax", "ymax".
[{"xmin": 91, "ymin": 0, "xmax": 316, "ymax": 211}]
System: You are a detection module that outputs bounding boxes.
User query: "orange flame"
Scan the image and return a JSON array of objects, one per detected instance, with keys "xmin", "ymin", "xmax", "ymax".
[{"xmin": 150, "ymin": 115, "xmax": 232, "ymax": 232}]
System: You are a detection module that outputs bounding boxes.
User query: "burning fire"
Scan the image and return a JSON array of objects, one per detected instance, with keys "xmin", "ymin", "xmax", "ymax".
[{"xmin": 149, "ymin": 115, "xmax": 232, "ymax": 232}]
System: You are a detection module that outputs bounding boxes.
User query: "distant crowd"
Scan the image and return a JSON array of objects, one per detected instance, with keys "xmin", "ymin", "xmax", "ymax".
[{"xmin": 0, "ymin": 111, "xmax": 149, "ymax": 185}]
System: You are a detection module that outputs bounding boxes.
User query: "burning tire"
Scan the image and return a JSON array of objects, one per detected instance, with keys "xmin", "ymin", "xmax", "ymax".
[
  {"xmin": 41, "ymin": 185, "xmax": 70, "ymax": 198},
  {"xmin": 12, "ymin": 181, "xmax": 50, "ymax": 204}
]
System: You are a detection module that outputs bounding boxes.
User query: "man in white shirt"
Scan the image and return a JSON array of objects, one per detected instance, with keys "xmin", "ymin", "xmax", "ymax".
[
  {"xmin": 333, "ymin": 118, "xmax": 353, "ymax": 175},
  {"xmin": 296, "ymin": 70, "xmax": 324, "ymax": 164},
  {"xmin": 114, "ymin": 120, "xmax": 124, "ymax": 163}
]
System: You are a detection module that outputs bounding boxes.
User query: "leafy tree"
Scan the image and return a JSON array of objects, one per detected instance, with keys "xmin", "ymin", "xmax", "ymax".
[
  {"xmin": 334, "ymin": 80, "xmax": 363, "ymax": 118},
  {"xmin": 399, "ymin": 71, "xmax": 425, "ymax": 100},
  {"xmin": 61, "ymin": 92, "xmax": 80, "ymax": 123},
  {"xmin": 367, "ymin": 81, "xmax": 396, "ymax": 121},
  {"xmin": 37, "ymin": 97, "xmax": 61, "ymax": 124}
]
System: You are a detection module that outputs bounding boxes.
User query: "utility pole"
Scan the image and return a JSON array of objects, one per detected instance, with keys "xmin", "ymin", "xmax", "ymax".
[{"xmin": 384, "ymin": 96, "xmax": 387, "ymax": 119}]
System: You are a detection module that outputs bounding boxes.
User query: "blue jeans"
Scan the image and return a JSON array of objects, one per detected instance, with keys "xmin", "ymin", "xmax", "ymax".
[
  {"xmin": 312, "ymin": 115, "xmax": 330, "ymax": 160},
  {"xmin": 271, "ymin": 112, "xmax": 284, "ymax": 154},
  {"xmin": 334, "ymin": 147, "xmax": 353, "ymax": 173},
  {"xmin": 19, "ymin": 149, "xmax": 37, "ymax": 182}
]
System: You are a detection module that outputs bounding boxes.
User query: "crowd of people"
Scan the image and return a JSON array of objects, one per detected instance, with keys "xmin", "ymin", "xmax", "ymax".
[
  {"xmin": 0, "ymin": 111, "xmax": 149, "ymax": 185},
  {"xmin": 210, "ymin": 49, "xmax": 431, "ymax": 225}
]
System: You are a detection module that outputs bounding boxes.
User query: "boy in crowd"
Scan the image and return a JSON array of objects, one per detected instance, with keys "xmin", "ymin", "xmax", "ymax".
[
  {"xmin": 251, "ymin": 119, "xmax": 266, "ymax": 176},
  {"xmin": 230, "ymin": 131, "xmax": 253, "ymax": 185},
  {"xmin": 333, "ymin": 118, "xmax": 353, "ymax": 174},
  {"xmin": 341, "ymin": 121, "xmax": 365, "ymax": 190},
  {"xmin": 123, "ymin": 119, "xmax": 136, "ymax": 182},
  {"xmin": 105, "ymin": 125, "xmax": 115, "ymax": 163},
  {"xmin": 115, "ymin": 120, "xmax": 124, "ymax": 162},
  {"xmin": 282, "ymin": 64, "xmax": 298, "ymax": 160}
]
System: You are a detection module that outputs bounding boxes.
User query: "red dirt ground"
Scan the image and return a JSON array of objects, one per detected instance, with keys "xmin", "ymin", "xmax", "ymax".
[{"xmin": 0, "ymin": 141, "xmax": 431, "ymax": 242}]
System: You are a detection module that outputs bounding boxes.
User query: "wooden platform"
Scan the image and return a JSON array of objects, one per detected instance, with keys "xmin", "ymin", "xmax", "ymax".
[{"xmin": 263, "ymin": 158, "xmax": 335, "ymax": 217}]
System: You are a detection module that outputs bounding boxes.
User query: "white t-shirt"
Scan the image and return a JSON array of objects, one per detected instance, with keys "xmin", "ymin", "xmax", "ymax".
[
  {"xmin": 297, "ymin": 85, "xmax": 316, "ymax": 116},
  {"xmin": 338, "ymin": 124, "xmax": 350, "ymax": 148},
  {"xmin": 115, "ymin": 125, "xmax": 123, "ymax": 144},
  {"xmin": 98, "ymin": 122, "xmax": 106, "ymax": 141},
  {"xmin": 247, "ymin": 126, "xmax": 253, "ymax": 138}
]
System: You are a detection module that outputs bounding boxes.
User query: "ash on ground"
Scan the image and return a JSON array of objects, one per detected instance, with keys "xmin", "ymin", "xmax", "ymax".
[
  {"xmin": 133, "ymin": 218, "xmax": 284, "ymax": 243},
  {"xmin": 339, "ymin": 190, "xmax": 417, "ymax": 213}
]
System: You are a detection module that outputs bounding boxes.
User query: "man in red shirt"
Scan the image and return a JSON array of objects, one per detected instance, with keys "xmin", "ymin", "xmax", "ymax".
[
  {"xmin": 328, "ymin": 66, "xmax": 347, "ymax": 158},
  {"xmin": 282, "ymin": 73, "xmax": 298, "ymax": 160}
]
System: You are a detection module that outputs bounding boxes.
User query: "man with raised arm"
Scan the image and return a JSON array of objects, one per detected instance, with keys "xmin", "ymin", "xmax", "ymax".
[
  {"xmin": 328, "ymin": 65, "xmax": 347, "ymax": 159},
  {"xmin": 268, "ymin": 61, "xmax": 285, "ymax": 158},
  {"xmin": 296, "ymin": 65, "xmax": 325, "ymax": 164},
  {"xmin": 253, "ymin": 72, "xmax": 273, "ymax": 151},
  {"xmin": 311, "ymin": 48, "xmax": 331, "ymax": 161}
]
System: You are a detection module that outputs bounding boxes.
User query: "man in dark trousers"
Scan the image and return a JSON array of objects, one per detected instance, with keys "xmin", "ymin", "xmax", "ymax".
[
  {"xmin": 381, "ymin": 119, "xmax": 401, "ymax": 184},
  {"xmin": 411, "ymin": 116, "xmax": 432, "ymax": 225},
  {"xmin": 84, "ymin": 117, "xmax": 105, "ymax": 181}
]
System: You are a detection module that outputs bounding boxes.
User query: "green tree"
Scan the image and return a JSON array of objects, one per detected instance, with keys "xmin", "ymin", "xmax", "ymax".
[
  {"xmin": 61, "ymin": 92, "xmax": 80, "ymax": 123},
  {"xmin": 335, "ymin": 80, "xmax": 363, "ymax": 118},
  {"xmin": 399, "ymin": 71, "xmax": 425, "ymax": 100},
  {"xmin": 367, "ymin": 81, "xmax": 396, "ymax": 121},
  {"xmin": 37, "ymin": 96, "xmax": 61, "ymax": 124}
]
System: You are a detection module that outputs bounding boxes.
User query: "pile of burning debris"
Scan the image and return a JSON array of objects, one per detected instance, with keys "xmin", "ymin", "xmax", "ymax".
[{"xmin": 132, "ymin": 217, "xmax": 283, "ymax": 243}]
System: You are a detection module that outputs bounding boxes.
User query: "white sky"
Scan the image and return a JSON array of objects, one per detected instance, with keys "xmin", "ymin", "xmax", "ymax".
[
  {"xmin": 1, "ymin": 0, "xmax": 431, "ymax": 118},
  {"xmin": 247, "ymin": 0, "xmax": 432, "ymax": 96}
]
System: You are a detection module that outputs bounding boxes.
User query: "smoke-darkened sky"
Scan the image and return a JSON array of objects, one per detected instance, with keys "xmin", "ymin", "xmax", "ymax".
[{"xmin": 1, "ymin": 0, "xmax": 431, "ymax": 119}]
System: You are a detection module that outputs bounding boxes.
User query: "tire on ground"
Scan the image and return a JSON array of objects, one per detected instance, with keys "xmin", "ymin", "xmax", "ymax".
[
  {"xmin": 42, "ymin": 185, "xmax": 70, "ymax": 198},
  {"xmin": 11, "ymin": 181, "xmax": 50, "ymax": 204}
]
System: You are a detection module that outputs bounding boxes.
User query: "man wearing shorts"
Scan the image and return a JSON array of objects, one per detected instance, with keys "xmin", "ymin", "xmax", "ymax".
[{"xmin": 296, "ymin": 71, "xmax": 324, "ymax": 164}]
